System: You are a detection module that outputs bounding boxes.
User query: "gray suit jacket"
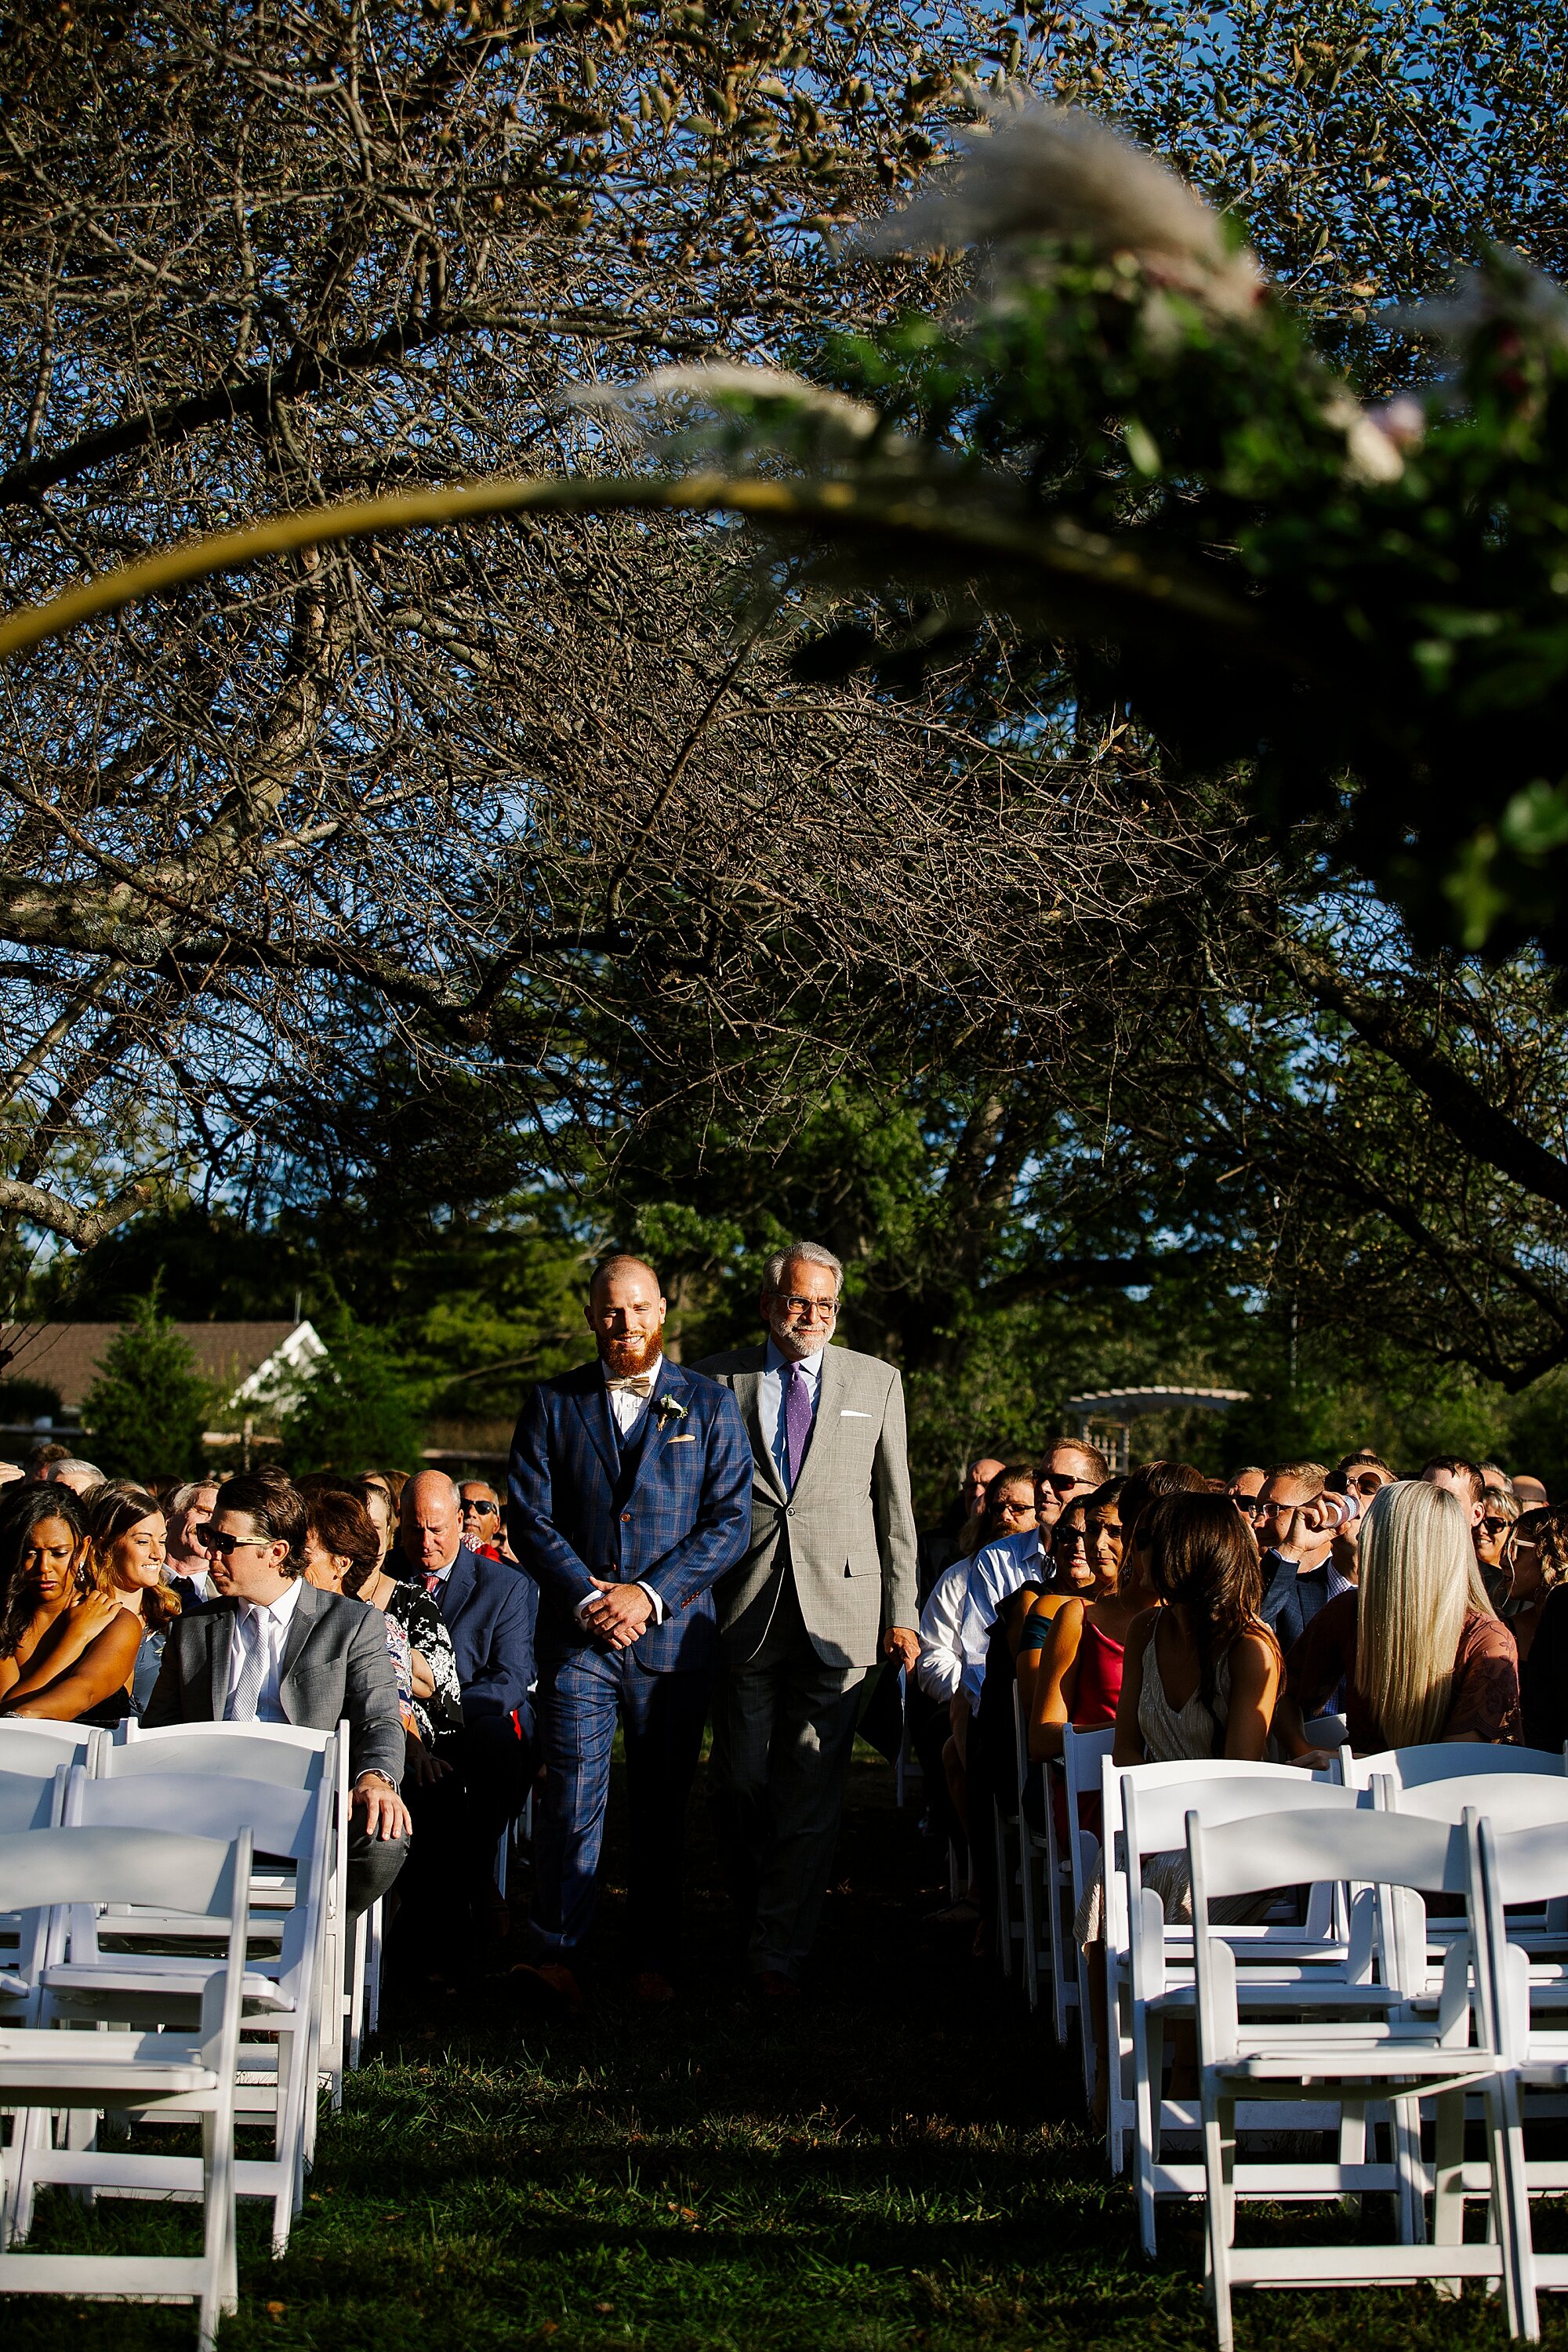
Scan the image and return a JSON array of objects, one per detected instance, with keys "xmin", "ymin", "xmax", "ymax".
[
  {"xmin": 693, "ymin": 1341, "xmax": 919, "ymax": 1668},
  {"xmin": 143, "ymin": 1582, "xmax": 405, "ymax": 1788}
]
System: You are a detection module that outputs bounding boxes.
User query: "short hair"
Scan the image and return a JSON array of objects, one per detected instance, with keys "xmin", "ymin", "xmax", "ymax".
[
  {"xmin": 216, "ymin": 1471, "xmax": 307, "ymax": 1576},
  {"xmin": 169, "ymin": 1479, "xmax": 218, "ymax": 1515},
  {"xmin": 588, "ymin": 1254, "xmax": 662, "ymax": 1301},
  {"xmin": 307, "ymin": 1491, "xmax": 383, "ymax": 1595},
  {"xmin": 47, "ymin": 1458, "xmax": 105, "ymax": 1491},
  {"xmin": 1482, "ymin": 1484, "xmax": 1521, "ymax": 1530},
  {"xmin": 760, "ymin": 1241, "xmax": 844, "ymax": 1298},
  {"xmin": 1265, "ymin": 1458, "xmax": 1328, "ymax": 1496},
  {"xmin": 1420, "ymin": 1455, "xmax": 1484, "ymax": 1508},
  {"xmin": 1043, "ymin": 1436, "xmax": 1110, "ymax": 1483},
  {"xmin": 1228, "ymin": 1465, "xmax": 1266, "ymax": 1483}
]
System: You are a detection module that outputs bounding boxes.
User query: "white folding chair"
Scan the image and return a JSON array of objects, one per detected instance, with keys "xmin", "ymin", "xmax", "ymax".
[
  {"xmin": 114, "ymin": 1719, "xmax": 355, "ymax": 2125},
  {"xmin": 1189, "ymin": 1806, "xmax": 1523, "ymax": 2350},
  {"xmin": 0, "ymin": 1769, "xmax": 66, "ymax": 2020},
  {"xmin": 1342, "ymin": 1741, "xmax": 1568, "ymax": 1795},
  {"xmin": 0, "ymin": 1824, "xmax": 252, "ymax": 2352},
  {"xmin": 21, "ymin": 1765, "xmax": 332, "ymax": 2256},
  {"xmin": 1062, "ymin": 1725, "xmax": 1114, "ymax": 2103},
  {"xmin": 1475, "ymin": 1808, "xmax": 1568, "ymax": 2336},
  {"xmin": 0, "ymin": 1724, "xmax": 104, "ymax": 1773},
  {"xmin": 1101, "ymin": 1756, "xmax": 1349, "ymax": 2176},
  {"xmin": 1123, "ymin": 1771, "xmax": 1404, "ymax": 2252}
]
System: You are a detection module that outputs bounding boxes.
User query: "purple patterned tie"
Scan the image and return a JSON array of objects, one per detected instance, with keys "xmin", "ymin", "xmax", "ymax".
[{"xmin": 784, "ymin": 1362, "xmax": 814, "ymax": 1491}]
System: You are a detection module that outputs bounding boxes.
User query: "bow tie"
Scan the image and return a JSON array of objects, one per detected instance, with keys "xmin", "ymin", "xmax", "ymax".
[{"xmin": 606, "ymin": 1374, "xmax": 655, "ymax": 1397}]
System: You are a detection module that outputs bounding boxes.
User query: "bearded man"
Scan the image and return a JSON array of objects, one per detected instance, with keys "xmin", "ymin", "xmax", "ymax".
[{"xmin": 506, "ymin": 1254, "xmax": 752, "ymax": 2005}]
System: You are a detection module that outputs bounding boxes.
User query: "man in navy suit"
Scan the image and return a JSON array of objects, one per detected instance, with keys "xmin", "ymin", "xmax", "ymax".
[
  {"xmin": 508, "ymin": 1254, "xmax": 752, "ymax": 2004},
  {"xmin": 390, "ymin": 1471, "xmax": 537, "ymax": 1969}
]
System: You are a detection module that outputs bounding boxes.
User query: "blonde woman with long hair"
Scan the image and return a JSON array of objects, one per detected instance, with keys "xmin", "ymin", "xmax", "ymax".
[{"xmin": 1279, "ymin": 1478, "xmax": 1521, "ymax": 1762}]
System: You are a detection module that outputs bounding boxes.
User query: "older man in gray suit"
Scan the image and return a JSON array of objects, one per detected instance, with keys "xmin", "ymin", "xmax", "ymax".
[{"xmin": 697, "ymin": 1242, "xmax": 919, "ymax": 1994}]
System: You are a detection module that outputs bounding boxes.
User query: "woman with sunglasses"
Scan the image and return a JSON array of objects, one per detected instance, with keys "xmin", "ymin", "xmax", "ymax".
[{"xmin": 0, "ymin": 1481, "xmax": 143, "ymax": 1722}]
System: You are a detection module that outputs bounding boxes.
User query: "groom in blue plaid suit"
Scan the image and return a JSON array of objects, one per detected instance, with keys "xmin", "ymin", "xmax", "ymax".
[{"xmin": 507, "ymin": 1254, "xmax": 752, "ymax": 2002}]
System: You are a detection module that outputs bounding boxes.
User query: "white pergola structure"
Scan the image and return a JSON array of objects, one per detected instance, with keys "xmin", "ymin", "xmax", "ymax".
[{"xmin": 1065, "ymin": 1385, "xmax": 1251, "ymax": 1475}]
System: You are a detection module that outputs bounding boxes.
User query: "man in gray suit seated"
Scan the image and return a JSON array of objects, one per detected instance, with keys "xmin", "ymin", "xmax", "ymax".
[
  {"xmin": 144, "ymin": 1470, "xmax": 411, "ymax": 1916},
  {"xmin": 698, "ymin": 1242, "xmax": 919, "ymax": 1994}
]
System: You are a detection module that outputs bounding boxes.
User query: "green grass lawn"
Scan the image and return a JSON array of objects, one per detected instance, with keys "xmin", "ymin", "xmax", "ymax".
[{"xmin": 8, "ymin": 1751, "xmax": 1566, "ymax": 2350}]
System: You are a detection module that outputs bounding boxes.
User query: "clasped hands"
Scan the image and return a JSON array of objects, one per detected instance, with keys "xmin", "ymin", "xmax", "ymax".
[{"xmin": 583, "ymin": 1575, "xmax": 655, "ymax": 1650}]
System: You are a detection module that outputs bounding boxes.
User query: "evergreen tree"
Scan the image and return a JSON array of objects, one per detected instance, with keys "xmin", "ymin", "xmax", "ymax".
[
  {"xmin": 81, "ymin": 1294, "xmax": 212, "ymax": 1479},
  {"xmin": 281, "ymin": 1307, "xmax": 424, "ymax": 1477}
]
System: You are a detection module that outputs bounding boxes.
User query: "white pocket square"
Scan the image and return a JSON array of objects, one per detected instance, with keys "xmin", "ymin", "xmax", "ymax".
[
  {"xmin": 840, "ymin": 1409, "xmax": 872, "ymax": 1418},
  {"xmin": 667, "ymin": 1432, "xmax": 697, "ymax": 1443}
]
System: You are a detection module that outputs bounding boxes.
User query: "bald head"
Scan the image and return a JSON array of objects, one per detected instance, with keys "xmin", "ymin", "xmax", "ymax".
[
  {"xmin": 400, "ymin": 1469, "xmax": 463, "ymax": 1576},
  {"xmin": 589, "ymin": 1254, "xmax": 662, "ymax": 1305}
]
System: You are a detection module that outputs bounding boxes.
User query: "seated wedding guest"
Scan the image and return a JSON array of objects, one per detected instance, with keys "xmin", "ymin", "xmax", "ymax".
[
  {"xmin": 1501, "ymin": 1505, "xmax": 1566, "ymax": 1669},
  {"xmin": 1421, "ymin": 1454, "xmax": 1486, "ymax": 1544},
  {"xmin": 164, "ymin": 1479, "xmax": 220, "ymax": 1597},
  {"xmin": 303, "ymin": 1489, "xmax": 463, "ymax": 1773},
  {"xmin": 85, "ymin": 1479, "xmax": 183, "ymax": 1712},
  {"xmin": 1254, "ymin": 1458, "xmax": 1353, "ymax": 1650},
  {"xmin": 1515, "ymin": 1473, "xmax": 1550, "ymax": 1512},
  {"xmin": 364, "ymin": 1468, "xmax": 408, "ymax": 1522},
  {"xmin": 389, "ymin": 1471, "xmax": 536, "ymax": 1965},
  {"xmin": 1029, "ymin": 1468, "xmax": 1207, "ymax": 1767},
  {"xmin": 1076, "ymin": 1488, "xmax": 1277, "ymax": 2116},
  {"xmin": 916, "ymin": 1464, "xmax": 1044, "ymax": 1713},
  {"xmin": 24, "ymin": 1439, "xmax": 70, "ymax": 1478},
  {"xmin": 1226, "ymin": 1466, "xmax": 1266, "ymax": 1525},
  {"xmin": 1327, "ymin": 1448, "xmax": 1396, "ymax": 1580},
  {"xmin": 144, "ymin": 1471, "xmax": 409, "ymax": 1915},
  {"xmin": 1278, "ymin": 1478, "xmax": 1521, "ymax": 1761},
  {"xmin": 953, "ymin": 1477, "xmax": 1076, "ymax": 1942},
  {"xmin": 1476, "ymin": 1483, "xmax": 1522, "ymax": 1608},
  {"xmin": 917, "ymin": 1463, "xmax": 1042, "ymax": 1930},
  {"xmin": 0, "ymin": 1481, "xmax": 144, "ymax": 1723},
  {"xmin": 1519, "ymin": 1518, "xmax": 1568, "ymax": 1748},
  {"xmin": 1013, "ymin": 1490, "xmax": 1098, "ymax": 1711},
  {"xmin": 917, "ymin": 1456, "xmax": 1004, "ymax": 1605}
]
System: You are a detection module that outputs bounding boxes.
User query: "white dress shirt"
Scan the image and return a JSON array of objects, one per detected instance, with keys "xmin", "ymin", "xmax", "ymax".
[
  {"xmin": 958, "ymin": 1529, "xmax": 1046, "ymax": 1712},
  {"xmin": 916, "ymin": 1529, "xmax": 1043, "ymax": 1712},
  {"xmin": 573, "ymin": 1357, "xmax": 668, "ymax": 1629},
  {"xmin": 757, "ymin": 1338, "xmax": 826, "ymax": 1489},
  {"xmin": 224, "ymin": 1575, "xmax": 306, "ymax": 1722}
]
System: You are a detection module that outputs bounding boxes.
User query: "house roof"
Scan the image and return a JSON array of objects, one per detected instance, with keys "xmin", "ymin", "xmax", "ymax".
[{"xmin": 0, "ymin": 1321, "xmax": 326, "ymax": 1417}]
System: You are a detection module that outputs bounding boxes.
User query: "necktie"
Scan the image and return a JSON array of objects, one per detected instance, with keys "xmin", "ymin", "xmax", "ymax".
[
  {"xmin": 227, "ymin": 1609, "xmax": 266, "ymax": 1723},
  {"xmin": 424, "ymin": 1571, "xmax": 443, "ymax": 1597},
  {"xmin": 606, "ymin": 1374, "xmax": 654, "ymax": 1397},
  {"xmin": 784, "ymin": 1362, "xmax": 814, "ymax": 1492}
]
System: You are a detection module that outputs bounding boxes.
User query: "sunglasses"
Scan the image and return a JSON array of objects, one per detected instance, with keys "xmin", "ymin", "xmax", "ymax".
[
  {"xmin": 197, "ymin": 1526, "xmax": 273, "ymax": 1557},
  {"xmin": 462, "ymin": 1499, "xmax": 499, "ymax": 1515},
  {"xmin": 1480, "ymin": 1516, "xmax": 1510, "ymax": 1537},
  {"xmin": 1040, "ymin": 1472, "xmax": 1087, "ymax": 1494}
]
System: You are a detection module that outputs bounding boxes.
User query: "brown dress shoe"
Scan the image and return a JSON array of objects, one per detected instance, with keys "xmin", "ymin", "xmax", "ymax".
[
  {"xmin": 753, "ymin": 1969, "xmax": 800, "ymax": 2001},
  {"xmin": 631, "ymin": 1971, "xmax": 676, "ymax": 2005},
  {"xmin": 507, "ymin": 1961, "xmax": 586, "ymax": 2013}
]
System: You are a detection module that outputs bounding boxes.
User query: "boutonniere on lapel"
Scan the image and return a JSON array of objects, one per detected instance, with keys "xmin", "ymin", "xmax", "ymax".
[{"xmin": 655, "ymin": 1394, "xmax": 694, "ymax": 1439}]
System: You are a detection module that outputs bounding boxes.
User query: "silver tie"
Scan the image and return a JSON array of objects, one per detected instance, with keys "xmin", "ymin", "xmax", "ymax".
[{"xmin": 226, "ymin": 1610, "xmax": 266, "ymax": 1722}]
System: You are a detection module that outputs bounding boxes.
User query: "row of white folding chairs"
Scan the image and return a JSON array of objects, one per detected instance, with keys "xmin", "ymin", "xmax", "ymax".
[
  {"xmin": 0, "ymin": 1716, "xmax": 359, "ymax": 2257},
  {"xmin": 0, "ymin": 1817, "xmax": 254, "ymax": 2349},
  {"xmin": 1112, "ymin": 1747, "xmax": 1568, "ymax": 2278},
  {"xmin": 0, "ymin": 1741, "xmax": 331, "ymax": 2259},
  {"xmin": 1009, "ymin": 1714, "xmax": 1344, "ymax": 2096}
]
